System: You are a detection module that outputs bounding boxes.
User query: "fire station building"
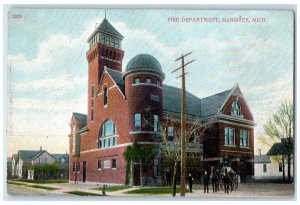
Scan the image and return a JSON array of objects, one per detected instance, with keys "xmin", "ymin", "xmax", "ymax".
[{"xmin": 69, "ymin": 18, "xmax": 255, "ymax": 186}]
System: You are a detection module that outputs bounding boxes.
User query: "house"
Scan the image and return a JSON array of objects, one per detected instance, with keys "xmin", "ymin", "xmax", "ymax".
[
  {"xmin": 7, "ymin": 157, "xmax": 12, "ymax": 179},
  {"xmin": 255, "ymin": 154, "xmax": 293, "ymax": 181},
  {"xmin": 52, "ymin": 154, "xmax": 69, "ymax": 179},
  {"xmin": 11, "ymin": 154, "xmax": 18, "ymax": 178},
  {"xmin": 10, "ymin": 148, "xmax": 69, "ymax": 180},
  {"xmin": 16, "ymin": 148, "xmax": 55, "ymax": 179},
  {"xmin": 69, "ymin": 17, "xmax": 255, "ymax": 186}
]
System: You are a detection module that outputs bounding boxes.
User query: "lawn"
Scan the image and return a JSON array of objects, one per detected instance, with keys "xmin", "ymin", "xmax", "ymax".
[
  {"xmin": 124, "ymin": 187, "xmax": 187, "ymax": 195},
  {"xmin": 27, "ymin": 185, "xmax": 61, "ymax": 191},
  {"xmin": 7, "ymin": 180, "xmax": 60, "ymax": 191},
  {"xmin": 14, "ymin": 179, "xmax": 68, "ymax": 184},
  {"xmin": 92, "ymin": 185, "xmax": 130, "ymax": 192},
  {"xmin": 64, "ymin": 191, "xmax": 102, "ymax": 196},
  {"xmin": 7, "ymin": 181, "xmax": 27, "ymax": 186}
]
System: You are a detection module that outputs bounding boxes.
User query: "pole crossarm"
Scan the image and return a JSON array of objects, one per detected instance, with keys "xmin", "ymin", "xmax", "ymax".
[
  {"xmin": 176, "ymin": 72, "xmax": 189, "ymax": 79},
  {"xmin": 175, "ymin": 51, "xmax": 192, "ymax": 62},
  {"xmin": 171, "ymin": 59, "xmax": 196, "ymax": 73}
]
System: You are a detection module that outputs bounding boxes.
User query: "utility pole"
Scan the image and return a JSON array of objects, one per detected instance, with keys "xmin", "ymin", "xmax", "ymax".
[{"xmin": 172, "ymin": 52, "xmax": 195, "ymax": 197}]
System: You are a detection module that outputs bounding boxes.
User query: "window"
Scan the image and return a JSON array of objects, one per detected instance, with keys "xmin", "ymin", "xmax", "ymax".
[
  {"xmin": 240, "ymin": 130, "xmax": 249, "ymax": 147},
  {"xmin": 168, "ymin": 126, "xmax": 174, "ymax": 141},
  {"xmin": 98, "ymin": 160, "xmax": 101, "ymax": 169},
  {"xmin": 157, "ymin": 80, "xmax": 161, "ymax": 86},
  {"xmin": 98, "ymin": 120, "xmax": 117, "ymax": 149},
  {"xmin": 61, "ymin": 158, "xmax": 66, "ymax": 164},
  {"xmin": 263, "ymin": 164, "xmax": 267, "ymax": 173},
  {"xmin": 134, "ymin": 113, "xmax": 141, "ymax": 130},
  {"xmin": 91, "ymin": 110, "xmax": 94, "ymax": 121},
  {"xmin": 72, "ymin": 126, "xmax": 76, "ymax": 152},
  {"xmin": 134, "ymin": 78, "xmax": 140, "ymax": 84},
  {"xmin": 91, "ymin": 84, "xmax": 94, "ymax": 121},
  {"xmin": 76, "ymin": 162, "xmax": 80, "ymax": 172},
  {"xmin": 91, "ymin": 84, "xmax": 94, "ymax": 98},
  {"xmin": 146, "ymin": 78, "xmax": 152, "ymax": 84},
  {"xmin": 104, "ymin": 87, "xmax": 108, "ymax": 106},
  {"xmin": 72, "ymin": 162, "xmax": 75, "ymax": 172},
  {"xmin": 154, "ymin": 115, "xmax": 159, "ymax": 131},
  {"xmin": 279, "ymin": 162, "xmax": 283, "ymax": 172},
  {"xmin": 231, "ymin": 101, "xmax": 241, "ymax": 116},
  {"xmin": 151, "ymin": 94, "xmax": 160, "ymax": 101},
  {"xmin": 224, "ymin": 127, "xmax": 235, "ymax": 145},
  {"xmin": 112, "ymin": 159, "xmax": 117, "ymax": 169}
]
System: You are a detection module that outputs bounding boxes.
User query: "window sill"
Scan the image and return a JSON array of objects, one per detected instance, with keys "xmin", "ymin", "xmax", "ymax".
[
  {"xmin": 104, "ymin": 105, "xmax": 108, "ymax": 108},
  {"xmin": 112, "ymin": 168, "xmax": 117, "ymax": 170},
  {"xmin": 240, "ymin": 146, "xmax": 250, "ymax": 149},
  {"xmin": 224, "ymin": 145, "xmax": 236, "ymax": 147},
  {"xmin": 97, "ymin": 169, "xmax": 102, "ymax": 171}
]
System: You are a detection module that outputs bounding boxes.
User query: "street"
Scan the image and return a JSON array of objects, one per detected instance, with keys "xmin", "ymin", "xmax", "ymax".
[{"xmin": 6, "ymin": 182, "xmax": 294, "ymax": 198}]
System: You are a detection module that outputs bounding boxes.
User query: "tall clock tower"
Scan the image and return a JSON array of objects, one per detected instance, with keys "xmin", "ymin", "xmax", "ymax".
[{"xmin": 86, "ymin": 18, "xmax": 124, "ymax": 123}]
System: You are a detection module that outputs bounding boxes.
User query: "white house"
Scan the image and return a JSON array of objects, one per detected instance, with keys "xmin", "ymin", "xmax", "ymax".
[{"xmin": 254, "ymin": 154, "xmax": 293, "ymax": 180}]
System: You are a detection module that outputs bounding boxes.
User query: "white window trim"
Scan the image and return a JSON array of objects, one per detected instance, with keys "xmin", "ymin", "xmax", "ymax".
[
  {"xmin": 132, "ymin": 83, "xmax": 163, "ymax": 89},
  {"xmin": 99, "ymin": 135, "xmax": 119, "ymax": 149},
  {"xmin": 224, "ymin": 127, "xmax": 235, "ymax": 146},
  {"xmin": 240, "ymin": 130, "xmax": 250, "ymax": 148}
]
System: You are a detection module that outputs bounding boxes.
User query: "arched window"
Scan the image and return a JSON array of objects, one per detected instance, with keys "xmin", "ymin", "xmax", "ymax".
[
  {"xmin": 104, "ymin": 87, "xmax": 108, "ymax": 106},
  {"xmin": 231, "ymin": 101, "xmax": 241, "ymax": 116},
  {"xmin": 98, "ymin": 120, "xmax": 117, "ymax": 149}
]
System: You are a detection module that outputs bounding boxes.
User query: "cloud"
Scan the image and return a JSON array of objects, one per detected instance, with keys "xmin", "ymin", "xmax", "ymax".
[{"xmin": 7, "ymin": 17, "xmax": 293, "ymax": 156}]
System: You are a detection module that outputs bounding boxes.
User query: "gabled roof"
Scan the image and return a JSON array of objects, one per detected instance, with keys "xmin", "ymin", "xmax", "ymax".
[
  {"xmin": 201, "ymin": 89, "xmax": 232, "ymax": 117},
  {"xmin": 106, "ymin": 68, "xmax": 125, "ymax": 94},
  {"xmin": 255, "ymin": 155, "xmax": 271, "ymax": 163},
  {"xmin": 52, "ymin": 154, "xmax": 69, "ymax": 163},
  {"xmin": 267, "ymin": 140, "xmax": 294, "ymax": 156},
  {"xmin": 73, "ymin": 112, "xmax": 87, "ymax": 127},
  {"xmin": 163, "ymin": 85, "xmax": 202, "ymax": 117},
  {"xmin": 97, "ymin": 18, "xmax": 124, "ymax": 39},
  {"xmin": 18, "ymin": 150, "xmax": 43, "ymax": 160}
]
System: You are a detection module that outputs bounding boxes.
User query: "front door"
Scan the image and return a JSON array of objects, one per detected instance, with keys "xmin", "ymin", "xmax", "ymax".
[
  {"xmin": 133, "ymin": 163, "xmax": 141, "ymax": 186},
  {"xmin": 83, "ymin": 161, "xmax": 86, "ymax": 183}
]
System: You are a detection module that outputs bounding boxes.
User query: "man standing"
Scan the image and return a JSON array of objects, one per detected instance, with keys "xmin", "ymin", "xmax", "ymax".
[
  {"xmin": 165, "ymin": 169, "xmax": 171, "ymax": 187},
  {"xmin": 188, "ymin": 173, "xmax": 194, "ymax": 193},
  {"xmin": 203, "ymin": 170, "xmax": 210, "ymax": 193}
]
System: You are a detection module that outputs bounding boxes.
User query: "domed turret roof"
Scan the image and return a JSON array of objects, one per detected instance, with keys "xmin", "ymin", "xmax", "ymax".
[{"xmin": 126, "ymin": 53, "xmax": 162, "ymax": 72}]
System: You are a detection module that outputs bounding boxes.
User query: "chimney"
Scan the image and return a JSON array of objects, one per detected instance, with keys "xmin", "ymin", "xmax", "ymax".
[
  {"xmin": 40, "ymin": 146, "xmax": 42, "ymax": 151},
  {"xmin": 258, "ymin": 148, "xmax": 261, "ymax": 156}
]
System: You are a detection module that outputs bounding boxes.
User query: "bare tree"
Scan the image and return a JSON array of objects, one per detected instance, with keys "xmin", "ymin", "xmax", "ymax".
[
  {"xmin": 158, "ymin": 113, "xmax": 215, "ymax": 196},
  {"xmin": 258, "ymin": 100, "xmax": 293, "ymax": 182}
]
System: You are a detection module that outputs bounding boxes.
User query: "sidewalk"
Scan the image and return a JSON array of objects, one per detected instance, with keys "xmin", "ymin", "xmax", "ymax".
[{"xmin": 7, "ymin": 181, "xmax": 294, "ymax": 198}]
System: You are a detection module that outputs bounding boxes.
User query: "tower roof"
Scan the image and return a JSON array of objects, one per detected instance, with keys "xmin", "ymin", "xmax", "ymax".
[
  {"xmin": 88, "ymin": 18, "xmax": 124, "ymax": 42},
  {"xmin": 98, "ymin": 18, "xmax": 124, "ymax": 38}
]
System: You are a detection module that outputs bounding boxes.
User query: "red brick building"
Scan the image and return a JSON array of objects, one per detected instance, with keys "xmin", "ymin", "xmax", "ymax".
[{"xmin": 68, "ymin": 18, "xmax": 255, "ymax": 186}]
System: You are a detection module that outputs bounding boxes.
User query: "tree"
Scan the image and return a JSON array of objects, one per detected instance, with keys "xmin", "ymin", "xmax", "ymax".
[
  {"xmin": 258, "ymin": 100, "xmax": 293, "ymax": 182},
  {"xmin": 124, "ymin": 142, "xmax": 158, "ymax": 186},
  {"xmin": 158, "ymin": 113, "xmax": 215, "ymax": 196}
]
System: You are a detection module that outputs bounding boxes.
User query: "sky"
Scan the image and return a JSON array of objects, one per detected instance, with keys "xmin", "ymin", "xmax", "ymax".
[{"xmin": 6, "ymin": 9, "xmax": 294, "ymax": 156}]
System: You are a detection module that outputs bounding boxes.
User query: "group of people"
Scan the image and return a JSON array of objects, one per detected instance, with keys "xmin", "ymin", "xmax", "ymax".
[{"xmin": 164, "ymin": 164, "xmax": 240, "ymax": 194}]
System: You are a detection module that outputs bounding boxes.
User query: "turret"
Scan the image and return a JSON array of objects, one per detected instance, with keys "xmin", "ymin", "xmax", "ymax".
[{"xmin": 123, "ymin": 54, "xmax": 165, "ymax": 142}]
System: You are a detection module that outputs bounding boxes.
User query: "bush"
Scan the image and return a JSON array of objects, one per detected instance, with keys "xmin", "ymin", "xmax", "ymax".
[{"xmin": 29, "ymin": 164, "xmax": 60, "ymax": 180}]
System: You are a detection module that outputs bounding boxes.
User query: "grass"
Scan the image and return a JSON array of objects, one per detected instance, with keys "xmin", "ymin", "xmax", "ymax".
[
  {"xmin": 7, "ymin": 181, "xmax": 27, "ymax": 186},
  {"xmin": 92, "ymin": 185, "xmax": 130, "ymax": 192},
  {"xmin": 64, "ymin": 191, "xmax": 102, "ymax": 196},
  {"xmin": 14, "ymin": 179, "xmax": 68, "ymax": 184},
  {"xmin": 27, "ymin": 185, "xmax": 61, "ymax": 191},
  {"xmin": 124, "ymin": 187, "xmax": 188, "ymax": 195},
  {"xmin": 7, "ymin": 180, "xmax": 60, "ymax": 191}
]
